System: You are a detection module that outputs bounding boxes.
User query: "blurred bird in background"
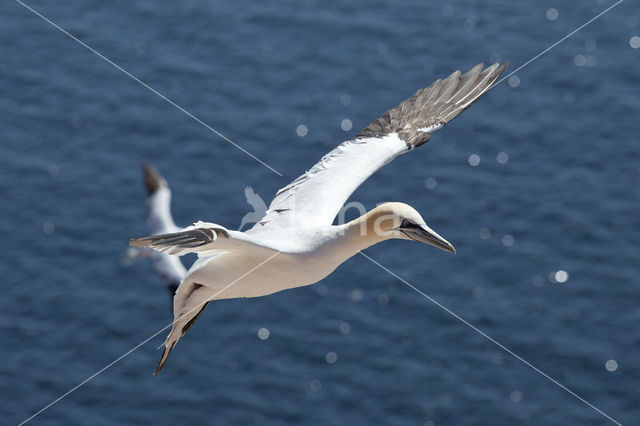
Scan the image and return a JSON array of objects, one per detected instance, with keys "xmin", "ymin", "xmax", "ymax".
[{"xmin": 123, "ymin": 164, "xmax": 187, "ymax": 299}]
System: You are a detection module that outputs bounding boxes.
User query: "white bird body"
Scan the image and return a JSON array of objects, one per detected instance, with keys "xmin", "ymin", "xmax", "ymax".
[
  {"xmin": 183, "ymin": 224, "xmax": 375, "ymax": 299},
  {"xmin": 131, "ymin": 63, "xmax": 508, "ymax": 373},
  {"xmin": 123, "ymin": 164, "xmax": 187, "ymax": 295},
  {"xmin": 146, "ymin": 186, "xmax": 187, "ymax": 288},
  {"xmin": 146, "ymin": 186, "xmax": 178, "ymax": 235}
]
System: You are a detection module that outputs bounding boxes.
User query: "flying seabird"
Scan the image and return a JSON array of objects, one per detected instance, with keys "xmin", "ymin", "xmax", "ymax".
[
  {"xmin": 125, "ymin": 164, "xmax": 187, "ymax": 298},
  {"xmin": 131, "ymin": 62, "xmax": 508, "ymax": 373}
]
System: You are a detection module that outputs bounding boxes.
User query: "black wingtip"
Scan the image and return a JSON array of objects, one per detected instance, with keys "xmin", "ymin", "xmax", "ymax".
[
  {"xmin": 358, "ymin": 62, "xmax": 509, "ymax": 148},
  {"xmin": 129, "ymin": 237, "xmax": 149, "ymax": 248},
  {"xmin": 142, "ymin": 162, "xmax": 167, "ymax": 195},
  {"xmin": 495, "ymin": 61, "xmax": 509, "ymax": 76},
  {"xmin": 167, "ymin": 283, "xmax": 179, "ymax": 309}
]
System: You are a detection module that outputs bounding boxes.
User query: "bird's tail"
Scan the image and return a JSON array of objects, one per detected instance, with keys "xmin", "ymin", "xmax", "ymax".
[
  {"xmin": 155, "ymin": 334, "xmax": 179, "ymax": 375},
  {"xmin": 143, "ymin": 162, "xmax": 168, "ymax": 195},
  {"xmin": 154, "ymin": 300, "xmax": 210, "ymax": 374}
]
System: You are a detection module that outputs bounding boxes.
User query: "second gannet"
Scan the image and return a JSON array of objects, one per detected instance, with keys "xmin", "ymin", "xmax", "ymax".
[
  {"xmin": 131, "ymin": 62, "xmax": 508, "ymax": 373},
  {"xmin": 124, "ymin": 164, "xmax": 187, "ymax": 298}
]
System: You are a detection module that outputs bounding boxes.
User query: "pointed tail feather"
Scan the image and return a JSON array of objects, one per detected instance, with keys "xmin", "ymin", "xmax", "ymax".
[
  {"xmin": 155, "ymin": 340, "xmax": 176, "ymax": 375},
  {"xmin": 154, "ymin": 323, "xmax": 185, "ymax": 375},
  {"xmin": 154, "ymin": 301, "xmax": 210, "ymax": 374}
]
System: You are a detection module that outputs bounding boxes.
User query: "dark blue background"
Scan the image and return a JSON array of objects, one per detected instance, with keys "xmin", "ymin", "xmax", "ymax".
[{"xmin": 2, "ymin": 0, "xmax": 638, "ymax": 424}]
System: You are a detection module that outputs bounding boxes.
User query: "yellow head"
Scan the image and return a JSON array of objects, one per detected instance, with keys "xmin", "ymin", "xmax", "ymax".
[{"xmin": 355, "ymin": 202, "xmax": 455, "ymax": 254}]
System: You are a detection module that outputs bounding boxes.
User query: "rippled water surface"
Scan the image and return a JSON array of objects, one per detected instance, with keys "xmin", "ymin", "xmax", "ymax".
[{"xmin": 2, "ymin": 0, "xmax": 639, "ymax": 424}]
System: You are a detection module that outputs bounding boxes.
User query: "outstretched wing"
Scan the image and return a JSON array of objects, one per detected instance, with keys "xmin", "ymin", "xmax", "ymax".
[
  {"xmin": 251, "ymin": 63, "xmax": 507, "ymax": 232},
  {"xmin": 143, "ymin": 163, "xmax": 180, "ymax": 235},
  {"xmin": 131, "ymin": 221, "xmax": 276, "ymax": 257}
]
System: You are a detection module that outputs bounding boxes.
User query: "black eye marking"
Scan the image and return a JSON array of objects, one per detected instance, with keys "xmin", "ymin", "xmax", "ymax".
[{"xmin": 401, "ymin": 219, "xmax": 412, "ymax": 228}]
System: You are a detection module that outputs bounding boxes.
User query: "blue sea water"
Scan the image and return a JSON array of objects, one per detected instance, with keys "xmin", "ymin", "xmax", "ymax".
[{"xmin": 2, "ymin": 0, "xmax": 639, "ymax": 424}]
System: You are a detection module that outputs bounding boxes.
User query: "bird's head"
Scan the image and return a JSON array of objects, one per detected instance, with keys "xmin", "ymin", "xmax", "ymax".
[{"xmin": 362, "ymin": 202, "xmax": 455, "ymax": 254}]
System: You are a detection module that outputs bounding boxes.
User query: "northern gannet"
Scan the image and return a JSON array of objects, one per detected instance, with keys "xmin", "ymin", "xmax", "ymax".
[
  {"xmin": 131, "ymin": 62, "xmax": 508, "ymax": 373},
  {"xmin": 125, "ymin": 164, "xmax": 187, "ymax": 298}
]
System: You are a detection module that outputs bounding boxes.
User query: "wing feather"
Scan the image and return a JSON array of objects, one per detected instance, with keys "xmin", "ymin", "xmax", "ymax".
[
  {"xmin": 251, "ymin": 63, "xmax": 507, "ymax": 231},
  {"xmin": 131, "ymin": 222, "xmax": 276, "ymax": 257}
]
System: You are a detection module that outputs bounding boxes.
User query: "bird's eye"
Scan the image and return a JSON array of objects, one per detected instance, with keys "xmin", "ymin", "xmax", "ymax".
[{"xmin": 401, "ymin": 219, "xmax": 412, "ymax": 228}]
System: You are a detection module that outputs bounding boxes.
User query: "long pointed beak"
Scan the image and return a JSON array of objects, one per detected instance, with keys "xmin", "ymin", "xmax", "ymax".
[{"xmin": 399, "ymin": 224, "xmax": 456, "ymax": 254}]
